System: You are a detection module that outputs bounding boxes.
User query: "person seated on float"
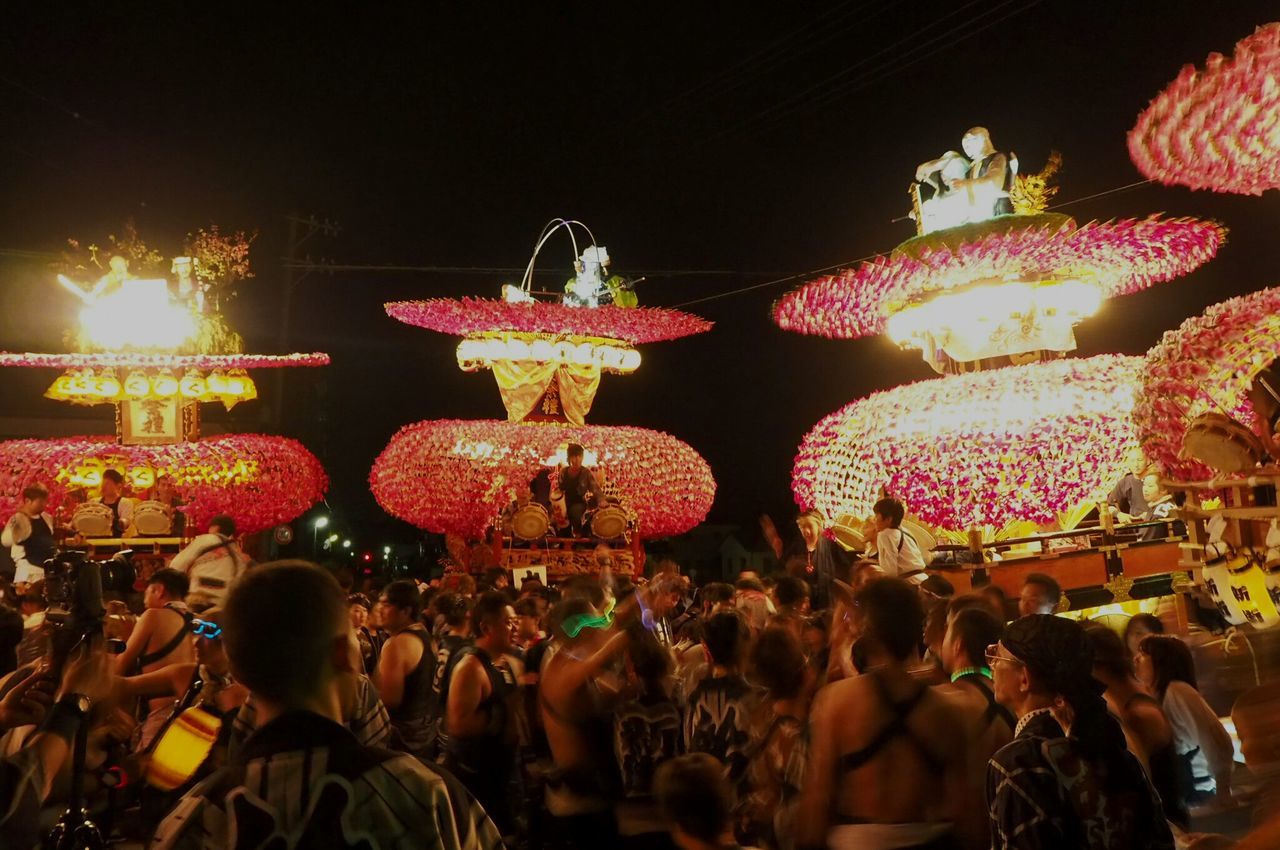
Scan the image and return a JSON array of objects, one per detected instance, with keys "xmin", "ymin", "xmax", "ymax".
[
  {"xmin": 867, "ymin": 497, "xmax": 926, "ymax": 578},
  {"xmin": 949, "ymin": 126, "xmax": 1014, "ymax": 218},
  {"xmin": 558, "ymin": 444, "xmax": 605, "ymax": 538},
  {"xmin": 1108, "ymin": 448, "xmax": 1151, "ymax": 525},
  {"xmin": 95, "ymin": 469, "xmax": 137, "ymax": 538},
  {"xmin": 2, "ymin": 484, "xmax": 61, "ymax": 589},
  {"xmin": 1137, "ymin": 474, "xmax": 1182, "ymax": 541}
]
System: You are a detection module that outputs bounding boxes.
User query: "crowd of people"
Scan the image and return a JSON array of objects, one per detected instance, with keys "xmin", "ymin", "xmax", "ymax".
[{"xmin": 0, "ymin": 494, "xmax": 1273, "ymax": 850}]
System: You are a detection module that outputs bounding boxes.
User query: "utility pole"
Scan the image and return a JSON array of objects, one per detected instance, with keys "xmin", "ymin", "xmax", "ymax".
[{"xmin": 274, "ymin": 213, "xmax": 340, "ymax": 428}]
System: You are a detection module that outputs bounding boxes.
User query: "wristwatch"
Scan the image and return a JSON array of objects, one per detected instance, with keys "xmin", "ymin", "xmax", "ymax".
[
  {"xmin": 64, "ymin": 693, "xmax": 92, "ymax": 717},
  {"xmin": 43, "ymin": 693, "xmax": 91, "ymax": 743}
]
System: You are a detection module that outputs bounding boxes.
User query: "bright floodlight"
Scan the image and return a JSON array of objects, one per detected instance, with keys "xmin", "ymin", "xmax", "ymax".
[
  {"xmin": 79, "ymin": 279, "xmax": 196, "ymax": 350},
  {"xmin": 342, "ymin": 539, "xmax": 352, "ymax": 548},
  {"xmin": 313, "ymin": 516, "xmax": 330, "ymax": 529}
]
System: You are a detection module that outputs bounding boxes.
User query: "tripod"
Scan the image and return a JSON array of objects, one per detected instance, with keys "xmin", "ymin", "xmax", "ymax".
[{"xmin": 43, "ymin": 718, "xmax": 106, "ymax": 850}]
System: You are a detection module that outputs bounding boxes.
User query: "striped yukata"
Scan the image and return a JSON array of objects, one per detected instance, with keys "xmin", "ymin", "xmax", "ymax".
[{"xmin": 150, "ymin": 711, "xmax": 504, "ymax": 850}]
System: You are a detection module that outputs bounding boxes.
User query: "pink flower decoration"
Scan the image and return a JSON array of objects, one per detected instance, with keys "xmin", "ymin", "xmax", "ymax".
[
  {"xmin": 793, "ymin": 356, "xmax": 1143, "ymax": 532},
  {"xmin": 386, "ymin": 299, "xmax": 712, "ymax": 344},
  {"xmin": 1129, "ymin": 23, "xmax": 1280, "ymax": 195},
  {"xmin": 0, "ymin": 434, "xmax": 327, "ymax": 534},
  {"xmin": 1135, "ymin": 285, "xmax": 1280, "ymax": 480},
  {"xmin": 370, "ymin": 419, "xmax": 715, "ymax": 539},
  {"xmin": 0, "ymin": 352, "xmax": 329, "ymax": 369},
  {"xmin": 773, "ymin": 217, "xmax": 1223, "ymax": 339}
]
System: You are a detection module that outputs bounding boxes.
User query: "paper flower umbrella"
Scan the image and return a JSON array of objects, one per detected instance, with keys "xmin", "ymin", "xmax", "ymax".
[
  {"xmin": 372, "ymin": 420, "xmax": 714, "ymax": 539},
  {"xmin": 792, "ymin": 355, "xmax": 1143, "ymax": 534},
  {"xmin": 1134, "ymin": 285, "xmax": 1280, "ymax": 481},
  {"xmin": 1129, "ymin": 22, "xmax": 1280, "ymax": 195}
]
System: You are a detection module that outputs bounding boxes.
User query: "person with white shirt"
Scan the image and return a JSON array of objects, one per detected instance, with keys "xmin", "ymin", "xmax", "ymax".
[
  {"xmin": 869, "ymin": 497, "xmax": 925, "ymax": 577},
  {"xmin": 2, "ymin": 484, "xmax": 60, "ymax": 587},
  {"xmin": 169, "ymin": 514, "xmax": 249, "ymax": 606}
]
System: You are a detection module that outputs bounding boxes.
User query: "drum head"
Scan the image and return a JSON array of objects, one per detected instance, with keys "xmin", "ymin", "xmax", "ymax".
[
  {"xmin": 73, "ymin": 503, "xmax": 115, "ymax": 538},
  {"xmin": 591, "ymin": 507, "xmax": 628, "ymax": 540},
  {"xmin": 831, "ymin": 524, "xmax": 865, "ymax": 552},
  {"xmin": 134, "ymin": 501, "xmax": 172, "ymax": 536},
  {"xmin": 1183, "ymin": 415, "xmax": 1264, "ymax": 474},
  {"xmin": 512, "ymin": 504, "xmax": 550, "ymax": 541}
]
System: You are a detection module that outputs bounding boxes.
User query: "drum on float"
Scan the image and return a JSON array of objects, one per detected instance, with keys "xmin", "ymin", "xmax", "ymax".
[
  {"xmin": 589, "ymin": 505, "xmax": 629, "ymax": 540},
  {"xmin": 512, "ymin": 503, "xmax": 551, "ymax": 541},
  {"xmin": 133, "ymin": 500, "xmax": 173, "ymax": 536},
  {"xmin": 1183, "ymin": 412, "xmax": 1266, "ymax": 475},
  {"xmin": 72, "ymin": 503, "xmax": 116, "ymax": 538}
]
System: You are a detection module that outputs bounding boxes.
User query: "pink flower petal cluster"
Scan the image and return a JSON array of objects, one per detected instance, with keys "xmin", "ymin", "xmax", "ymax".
[
  {"xmin": 370, "ymin": 419, "xmax": 715, "ymax": 539},
  {"xmin": 0, "ymin": 434, "xmax": 327, "ymax": 534},
  {"xmin": 1135, "ymin": 285, "xmax": 1280, "ymax": 480},
  {"xmin": 1129, "ymin": 23, "xmax": 1280, "ymax": 195},
  {"xmin": 793, "ymin": 356, "xmax": 1143, "ymax": 532},
  {"xmin": 0, "ymin": 352, "xmax": 329, "ymax": 370},
  {"xmin": 773, "ymin": 217, "xmax": 1223, "ymax": 339},
  {"xmin": 385, "ymin": 299, "xmax": 712, "ymax": 344}
]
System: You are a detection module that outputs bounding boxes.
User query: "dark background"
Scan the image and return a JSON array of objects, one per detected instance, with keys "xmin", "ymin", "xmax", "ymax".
[{"xmin": 2, "ymin": 1, "xmax": 1278, "ymax": 553}]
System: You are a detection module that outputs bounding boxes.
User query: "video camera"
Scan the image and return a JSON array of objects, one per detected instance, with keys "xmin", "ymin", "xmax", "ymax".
[{"xmin": 41, "ymin": 548, "xmax": 133, "ymax": 672}]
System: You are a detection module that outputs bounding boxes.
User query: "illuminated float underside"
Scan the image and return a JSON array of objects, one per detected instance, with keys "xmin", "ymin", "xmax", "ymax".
[
  {"xmin": 1129, "ymin": 22, "xmax": 1280, "ymax": 195},
  {"xmin": 793, "ymin": 356, "xmax": 1142, "ymax": 535},
  {"xmin": 372, "ymin": 420, "xmax": 714, "ymax": 539},
  {"xmin": 0, "ymin": 434, "xmax": 326, "ymax": 535},
  {"xmin": 372, "ymin": 220, "xmax": 716, "ymax": 563},
  {"xmin": 0, "ymin": 231, "xmax": 328, "ymax": 537}
]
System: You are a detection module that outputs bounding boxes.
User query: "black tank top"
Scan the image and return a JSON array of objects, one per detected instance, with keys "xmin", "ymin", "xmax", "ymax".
[
  {"xmin": 21, "ymin": 514, "xmax": 56, "ymax": 565},
  {"xmin": 444, "ymin": 646, "xmax": 516, "ymax": 772},
  {"xmin": 387, "ymin": 626, "xmax": 435, "ymax": 757}
]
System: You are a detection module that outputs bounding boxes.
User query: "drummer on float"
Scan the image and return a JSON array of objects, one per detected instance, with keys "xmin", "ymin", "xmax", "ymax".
[{"xmin": 558, "ymin": 443, "xmax": 605, "ymax": 536}]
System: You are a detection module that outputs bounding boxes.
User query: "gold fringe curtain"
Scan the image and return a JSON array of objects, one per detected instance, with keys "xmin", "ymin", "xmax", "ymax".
[{"xmin": 492, "ymin": 360, "xmax": 601, "ymax": 425}]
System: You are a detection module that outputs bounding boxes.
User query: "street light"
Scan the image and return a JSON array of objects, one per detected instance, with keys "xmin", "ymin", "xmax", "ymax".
[
  {"xmin": 342, "ymin": 539, "xmax": 352, "ymax": 549},
  {"xmin": 311, "ymin": 516, "xmax": 330, "ymax": 554}
]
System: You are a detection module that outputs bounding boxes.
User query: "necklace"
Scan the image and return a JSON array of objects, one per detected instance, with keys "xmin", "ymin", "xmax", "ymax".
[
  {"xmin": 1015, "ymin": 707, "xmax": 1054, "ymax": 738},
  {"xmin": 950, "ymin": 666, "xmax": 992, "ymax": 683}
]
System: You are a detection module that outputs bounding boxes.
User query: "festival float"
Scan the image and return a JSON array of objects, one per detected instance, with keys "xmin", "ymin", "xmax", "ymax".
[
  {"xmin": 0, "ymin": 226, "xmax": 328, "ymax": 561},
  {"xmin": 774, "ymin": 127, "xmax": 1224, "ymax": 607},
  {"xmin": 370, "ymin": 219, "xmax": 716, "ymax": 578}
]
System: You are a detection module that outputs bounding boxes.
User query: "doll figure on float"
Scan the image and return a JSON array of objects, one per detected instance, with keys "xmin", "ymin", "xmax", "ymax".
[
  {"xmin": 912, "ymin": 127, "xmax": 1017, "ymax": 234},
  {"xmin": 564, "ymin": 245, "xmax": 610, "ymax": 307}
]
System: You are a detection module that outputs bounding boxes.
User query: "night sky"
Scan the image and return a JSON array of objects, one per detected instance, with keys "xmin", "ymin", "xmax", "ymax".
[{"xmin": 2, "ymin": 2, "xmax": 1279, "ymax": 551}]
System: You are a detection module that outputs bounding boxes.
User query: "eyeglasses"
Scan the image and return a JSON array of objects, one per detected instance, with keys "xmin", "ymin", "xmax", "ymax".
[
  {"xmin": 984, "ymin": 643, "xmax": 1023, "ymax": 668},
  {"xmin": 192, "ymin": 619, "xmax": 223, "ymax": 640}
]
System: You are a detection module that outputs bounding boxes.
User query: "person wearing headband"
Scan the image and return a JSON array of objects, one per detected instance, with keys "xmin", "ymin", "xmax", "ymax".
[{"xmin": 987, "ymin": 615, "xmax": 1173, "ymax": 850}]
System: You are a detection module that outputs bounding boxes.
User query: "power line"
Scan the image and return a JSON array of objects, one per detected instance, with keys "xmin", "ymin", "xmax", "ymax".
[
  {"xmin": 281, "ymin": 261, "xmax": 778, "ymax": 279},
  {"xmin": 671, "ymin": 176, "xmax": 1159, "ymax": 308},
  {"xmin": 685, "ymin": 0, "xmax": 1038, "ymax": 149}
]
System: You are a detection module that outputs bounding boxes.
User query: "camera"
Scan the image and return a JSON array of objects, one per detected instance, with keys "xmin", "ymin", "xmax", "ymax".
[{"xmin": 42, "ymin": 549, "xmax": 106, "ymax": 672}]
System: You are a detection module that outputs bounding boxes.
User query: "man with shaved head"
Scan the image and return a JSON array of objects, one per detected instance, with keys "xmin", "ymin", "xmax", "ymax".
[{"xmin": 151, "ymin": 560, "xmax": 502, "ymax": 850}]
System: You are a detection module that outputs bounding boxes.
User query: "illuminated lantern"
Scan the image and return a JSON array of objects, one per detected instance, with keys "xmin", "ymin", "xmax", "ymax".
[
  {"xmin": 152, "ymin": 372, "xmax": 179, "ymax": 397},
  {"xmin": 205, "ymin": 371, "xmax": 229, "ymax": 396},
  {"xmin": 530, "ymin": 339, "xmax": 555, "ymax": 361},
  {"xmin": 506, "ymin": 338, "xmax": 530, "ymax": 361},
  {"xmin": 128, "ymin": 465, "xmax": 156, "ymax": 491},
  {"xmin": 97, "ymin": 373, "xmax": 122, "ymax": 399},
  {"xmin": 124, "ymin": 371, "xmax": 151, "ymax": 398},
  {"xmin": 66, "ymin": 370, "xmax": 91, "ymax": 397},
  {"xmin": 180, "ymin": 371, "xmax": 207, "ymax": 398},
  {"xmin": 620, "ymin": 349, "xmax": 642, "ymax": 372}
]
